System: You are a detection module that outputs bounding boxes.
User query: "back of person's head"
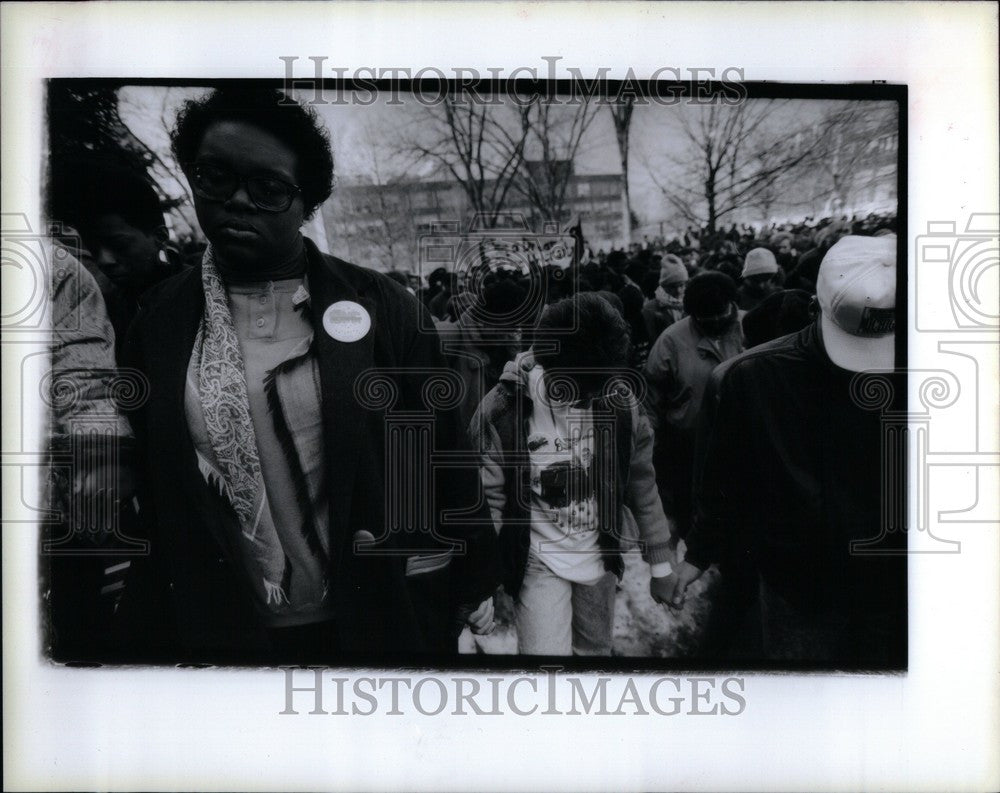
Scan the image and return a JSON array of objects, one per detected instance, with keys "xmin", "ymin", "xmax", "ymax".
[
  {"xmin": 713, "ymin": 256, "xmax": 743, "ymax": 285},
  {"xmin": 742, "ymin": 288, "xmax": 813, "ymax": 348},
  {"xmin": 640, "ymin": 270, "xmax": 661, "ymax": 299},
  {"xmin": 684, "ymin": 271, "xmax": 738, "ymax": 318},
  {"xmin": 595, "ymin": 290, "xmax": 625, "ymax": 318},
  {"xmin": 428, "ymin": 267, "xmax": 449, "ymax": 289},
  {"xmin": 624, "ymin": 260, "xmax": 648, "ymax": 285},
  {"xmin": 617, "ymin": 279, "xmax": 644, "ymax": 318},
  {"xmin": 472, "ymin": 277, "xmax": 532, "ymax": 330},
  {"xmin": 170, "ymin": 85, "xmax": 333, "ymax": 219},
  {"xmin": 532, "ymin": 292, "xmax": 630, "ymax": 393},
  {"xmin": 605, "ymin": 250, "xmax": 628, "ymax": 271}
]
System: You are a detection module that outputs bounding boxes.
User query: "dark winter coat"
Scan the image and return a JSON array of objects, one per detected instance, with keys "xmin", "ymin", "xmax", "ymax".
[{"xmin": 116, "ymin": 238, "xmax": 500, "ymax": 663}]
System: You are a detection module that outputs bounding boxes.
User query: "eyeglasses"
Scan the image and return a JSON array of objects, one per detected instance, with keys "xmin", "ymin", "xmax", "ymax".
[{"xmin": 187, "ymin": 162, "xmax": 301, "ymax": 212}]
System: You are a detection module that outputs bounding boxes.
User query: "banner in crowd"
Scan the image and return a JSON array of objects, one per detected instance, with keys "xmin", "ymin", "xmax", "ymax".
[{"xmin": 419, "ymin": 215, "xmax": 575, "ymax": 279}]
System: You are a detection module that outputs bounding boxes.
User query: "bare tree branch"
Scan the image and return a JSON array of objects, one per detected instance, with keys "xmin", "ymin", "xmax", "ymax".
[{"xmin": 651, "ymin": 99, "xmax": 863, "ymax": 232}]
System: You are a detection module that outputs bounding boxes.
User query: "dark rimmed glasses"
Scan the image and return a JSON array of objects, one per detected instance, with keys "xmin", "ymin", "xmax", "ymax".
[{"xmin": 187, "ymin": 162, "xmax": 301, "ymax": 213}]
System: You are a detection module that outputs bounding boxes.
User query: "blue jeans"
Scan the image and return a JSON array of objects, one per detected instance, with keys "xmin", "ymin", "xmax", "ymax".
[{"xmin": 516, "ymin": 551, "xmax": 617, "ymax": 656}]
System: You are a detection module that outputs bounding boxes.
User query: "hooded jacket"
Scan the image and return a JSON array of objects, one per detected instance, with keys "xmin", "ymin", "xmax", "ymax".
[{"xmin": 469, "ymin": 351, "xmax": 674, "ymax": 598}]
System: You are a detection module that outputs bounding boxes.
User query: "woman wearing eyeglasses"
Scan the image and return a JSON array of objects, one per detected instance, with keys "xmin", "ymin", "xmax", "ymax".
[{"xmin": 115, "ymin": 87, "xmax": 499, "ymax": 664}]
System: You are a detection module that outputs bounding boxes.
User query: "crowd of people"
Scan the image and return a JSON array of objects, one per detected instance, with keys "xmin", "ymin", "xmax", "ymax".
[{"xmin": 44, "ymin": 85, "xmax": 904, "ymax": 667}]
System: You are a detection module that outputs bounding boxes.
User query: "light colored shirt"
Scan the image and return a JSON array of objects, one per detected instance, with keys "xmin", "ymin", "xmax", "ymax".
[
  {"xmin": 525, "ymin": 365, "xmax": 605, "ymax": 585},
  {"xmin": 186, "ymin": 278, "xmax": 332, "ymax": 627}
]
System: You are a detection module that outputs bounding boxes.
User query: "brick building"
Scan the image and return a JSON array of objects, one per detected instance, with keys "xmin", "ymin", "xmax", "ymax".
[{"xmin": 320, "ymin": 161, "xmax": 626, "ymax": 272}]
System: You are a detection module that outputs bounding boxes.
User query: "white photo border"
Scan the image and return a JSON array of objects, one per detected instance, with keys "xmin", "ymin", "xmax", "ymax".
[{"xmin": 2, "ymin": 2, "xmax": 998, "ymax": 791}]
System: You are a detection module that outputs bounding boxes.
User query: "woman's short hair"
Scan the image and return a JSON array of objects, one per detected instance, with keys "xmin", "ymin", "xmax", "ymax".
[{"xmin": 171, "ymin": 86, "xmax": 334, "ymax": 219}]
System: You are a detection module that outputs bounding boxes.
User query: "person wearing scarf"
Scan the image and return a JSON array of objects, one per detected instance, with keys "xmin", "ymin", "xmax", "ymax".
[
  {"xmin": 641, "ymin": 254, "xmax": 689, "ymax": 345},
  {"xmin": 116, "ymin": 87, "xmax": 499, "ymax": 663},
  {"xmin": 471, "ymin": 294, "xmax": 676, "ymax": 656}
]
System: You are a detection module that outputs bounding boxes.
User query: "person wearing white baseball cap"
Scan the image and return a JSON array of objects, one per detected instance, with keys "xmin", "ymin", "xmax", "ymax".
[
  {"xmin": 816, "ymin": 234, "xmax": 897, "ymax": 372},
  {"xmin": 655, "ymin": 235, "xmax": 905, "ymax": 666}
]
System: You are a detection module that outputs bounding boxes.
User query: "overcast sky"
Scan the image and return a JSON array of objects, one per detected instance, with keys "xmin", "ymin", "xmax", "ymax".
[{"xmin": 118, "ymin": 86, "xmax": 892, "ymax": 231}]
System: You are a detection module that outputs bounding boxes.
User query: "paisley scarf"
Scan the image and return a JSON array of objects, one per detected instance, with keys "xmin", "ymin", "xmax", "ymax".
[{"xmin": 190, "ymin": 246, "xmax": 289, "ymax": 607}]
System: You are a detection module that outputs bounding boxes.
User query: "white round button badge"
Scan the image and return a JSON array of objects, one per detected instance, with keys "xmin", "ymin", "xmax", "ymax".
[{"xmin": 323, "ymin": 300, "xmax": 371, "ymax": 342}]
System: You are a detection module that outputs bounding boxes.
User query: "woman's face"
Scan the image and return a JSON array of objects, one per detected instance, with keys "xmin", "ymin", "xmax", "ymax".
[{"xmin": 188, "ymin": 120, "xmax": 305, "ymax": 271}]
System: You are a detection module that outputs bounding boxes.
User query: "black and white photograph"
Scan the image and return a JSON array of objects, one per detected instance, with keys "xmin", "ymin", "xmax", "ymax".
[
  {"xmin": 3, "ymin": 3, "xmax": 997, "ymax": 792},
  {"xmin": 39, "ymin": 78, "xmax": 906, "ymax": 670}
]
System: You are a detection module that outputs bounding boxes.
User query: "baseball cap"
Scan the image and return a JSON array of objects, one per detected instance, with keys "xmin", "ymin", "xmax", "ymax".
[
  {"xmin": 816, "ymin": 235, "xmax": 897, "ymax": 371},
  {"xmin": 741, "ymin": 247, "xmax": 779, "ymax": 278}
]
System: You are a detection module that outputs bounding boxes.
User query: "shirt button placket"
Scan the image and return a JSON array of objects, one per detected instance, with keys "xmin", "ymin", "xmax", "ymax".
[{"xmin": 252, "ymin": 283, "xmax": 275, "ymax": 337}]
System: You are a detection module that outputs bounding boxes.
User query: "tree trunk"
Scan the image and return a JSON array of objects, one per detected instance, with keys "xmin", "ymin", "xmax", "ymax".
[
  {"xmin": 620, "ymin": 146, "xmax": 632, "ymax": 247},
  {"xmin": 706, "ymin": 179, "xmax": 718, "ymax": 235},
  {"xmin": 610, "ymin": 99, "xmax": 634, "ymax": 247}
]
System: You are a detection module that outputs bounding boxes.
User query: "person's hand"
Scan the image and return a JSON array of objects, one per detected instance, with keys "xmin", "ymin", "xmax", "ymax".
[
  {"xmin": 649, "ymin": 573, "xmax": 676, "ymax": 607},
  {"xmin": 462, "ymin": 596, "xmax": 496, "ymax": 635},
  {"xmin": 662, "ymin": 561, "xmax": 706, "ymax": 612}
]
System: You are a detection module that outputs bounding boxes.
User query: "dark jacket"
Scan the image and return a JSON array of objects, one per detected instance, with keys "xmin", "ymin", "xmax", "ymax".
[
  {"xmin": 103, "ymin": 259, "xmax": 190, "ymax": 363},
  {"xmin": 687, "ymin": 322, "xmax": 905, "ymax": 632},
  {"xmin": 643, "ymin": 314, "xmax": 744, "ymax": 435},
  {"xmin": 470, "ymin": 352, "xmax": 673, "ymax": 598},
  {"xmin": 117, "ymin": 239, "xmax": 500, "ymax": 663},
  {"xmin": 640, "ymin": 297, "xmax": 683, "ymax": 346},
  {"xmin": 435, "ymin": 309, "xmax": 520, "ymax": 435}
]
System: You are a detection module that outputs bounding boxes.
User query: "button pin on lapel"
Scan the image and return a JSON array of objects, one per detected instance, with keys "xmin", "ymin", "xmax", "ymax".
[{"xmin": 323, "ymin": 300, "xmax": 371, "ymax": 342}]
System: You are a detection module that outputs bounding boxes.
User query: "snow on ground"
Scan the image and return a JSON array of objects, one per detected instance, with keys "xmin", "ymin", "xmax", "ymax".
[{"xmin": 460, "ymin": 545, "xmax": 719, "ymax": 658}]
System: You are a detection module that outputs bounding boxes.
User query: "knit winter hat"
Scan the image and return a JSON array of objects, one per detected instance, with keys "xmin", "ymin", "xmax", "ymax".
[
  {"xmin": 659, "ymin": 254, "xmax": 689, "ymax": 287},
  {"xmin": 741, "ymin": 247, "xmax": 780, "ymax": 279}
]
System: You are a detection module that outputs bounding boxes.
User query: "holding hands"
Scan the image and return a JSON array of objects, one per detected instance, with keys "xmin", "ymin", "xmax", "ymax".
[{"xmin": 650, "ymin": 561, "xmax": 706, "ymax": 612}]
